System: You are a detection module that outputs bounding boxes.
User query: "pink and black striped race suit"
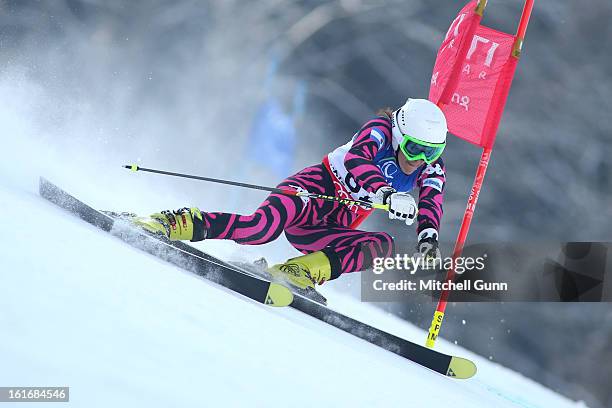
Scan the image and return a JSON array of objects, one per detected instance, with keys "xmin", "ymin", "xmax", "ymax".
[{"xmin": 201, "ymin": 115, "xmax": 445, "ymax": 281}]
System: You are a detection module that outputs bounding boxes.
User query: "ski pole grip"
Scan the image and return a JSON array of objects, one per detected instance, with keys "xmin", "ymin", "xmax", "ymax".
[
  {"xmin": 371, "ymin": 203, "xmax": 390, "ymax": 211},
  {"xmin": 123, "ymin": 164, "xmax": 140, "ymax": 172}
]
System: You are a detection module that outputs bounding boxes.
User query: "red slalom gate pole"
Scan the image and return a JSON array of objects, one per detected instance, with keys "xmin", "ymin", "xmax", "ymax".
[
  {"xmin": 425, "ymin": 148, "xmax": 491, "ymax": 348},
  {"xmin": 425, "ymin": 0, "xmax": 534, "ymax": 349}
]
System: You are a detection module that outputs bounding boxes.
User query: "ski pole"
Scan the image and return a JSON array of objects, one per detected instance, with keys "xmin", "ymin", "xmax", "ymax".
[{"xmin": 123, "ymin": 164, "xmax": 390, "ymax": 211}]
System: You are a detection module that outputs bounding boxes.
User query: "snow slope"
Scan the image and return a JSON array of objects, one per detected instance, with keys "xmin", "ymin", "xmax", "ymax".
[{"xmin": 0, "ymin": 176, "xmax": 587, "ymax": 407}]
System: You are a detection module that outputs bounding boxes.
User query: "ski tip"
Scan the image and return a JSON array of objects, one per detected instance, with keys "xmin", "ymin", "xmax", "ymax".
[
  {"xmin": 447, "ymin": 356, "xmax": 477, "ymax": 379},
  {"xmin": 265, "ymin": 283, "xmax": 294, "ymax": 307}
]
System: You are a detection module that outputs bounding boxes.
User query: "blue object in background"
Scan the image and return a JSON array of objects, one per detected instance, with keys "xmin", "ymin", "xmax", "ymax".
[
  {"xmin": 247, "ymin": 52, "xmax": 307, "ymax": 178},
  {"xmin": 248, "ymin": 98, "xmax": 296, "ymax": 177}
]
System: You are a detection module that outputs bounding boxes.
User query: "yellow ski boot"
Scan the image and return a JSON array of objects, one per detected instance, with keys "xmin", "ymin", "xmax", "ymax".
[
  {"xmin": 267, "ymin": 251, "xmax": 332, "ymax": 289},
  {"xmin": 134, "ymin": 207, "xmax": 207, "ymax": 242}
]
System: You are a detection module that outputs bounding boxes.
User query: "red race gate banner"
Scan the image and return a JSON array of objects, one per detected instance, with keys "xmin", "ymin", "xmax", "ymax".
[
  {"xmin": 424, "ymin": 0, "xmax": 534, "ymax": 349},
  {"xmin": 429, "ymin": 2, "xmax": 519, "ymax": 149}
]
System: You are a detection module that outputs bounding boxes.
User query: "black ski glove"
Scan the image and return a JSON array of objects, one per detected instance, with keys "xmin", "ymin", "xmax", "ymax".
[{"xmin": 417, "ymin": 237, "xmax": 442, "ymax": 267}]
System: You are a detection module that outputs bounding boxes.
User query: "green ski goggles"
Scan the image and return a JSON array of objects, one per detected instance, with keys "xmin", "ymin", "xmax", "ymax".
[{"xmin": 399, "ymin": 134, "xmax": 446, "ymax": 164}]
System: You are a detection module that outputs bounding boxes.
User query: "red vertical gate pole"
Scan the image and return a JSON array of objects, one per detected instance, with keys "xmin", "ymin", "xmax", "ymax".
[
  {"xmin": 425, "ymin": 148, "xmax": 491, "ymax": 348},
  {"xmin": 425, "ymin": 0, "xmax": 534, "ymax": 349}
]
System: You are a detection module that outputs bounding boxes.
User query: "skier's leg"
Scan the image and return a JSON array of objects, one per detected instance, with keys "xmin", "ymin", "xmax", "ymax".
[
  {"xmin": 202, "ymin": 193, "xmax": 304, "ymax": 244},
  {"xmin": 267, "ymin": 225, "xmax": 394, "ymax": 288},
  {"xmin": 203, "ymin": 163, "xmax": 336, "ymax": 244},
  {"xmin": 285, "ymin": 225, "xmax": 395, "ymax": 277},
  {"xmin": 140, "ymin": 164, "xmax": 334, "ymax": 244}
]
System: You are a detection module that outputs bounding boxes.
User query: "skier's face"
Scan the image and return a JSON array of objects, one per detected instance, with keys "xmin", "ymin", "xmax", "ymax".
[{"xmin": 397, "ymin": 151, "xmax": 424, "ymax": 174}]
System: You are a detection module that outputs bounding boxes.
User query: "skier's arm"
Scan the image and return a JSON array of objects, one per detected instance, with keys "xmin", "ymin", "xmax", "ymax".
[
  {"xmin": 416, "ymin": 158, "xmax": 446, "ymax": 242},
  {"xmin": 344, "ymin": 118, "xmax": 391, "ymax": 193}
]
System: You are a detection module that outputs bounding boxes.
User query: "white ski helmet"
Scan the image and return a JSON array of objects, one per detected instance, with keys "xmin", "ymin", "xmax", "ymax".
[{"xmin": 391, "ymin": 98, "xmax": 448, "ymax": 151}]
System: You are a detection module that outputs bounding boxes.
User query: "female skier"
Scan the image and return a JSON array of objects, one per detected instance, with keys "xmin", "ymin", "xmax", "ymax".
[{"xmin": 140, "ymin": 98, "xmax": 447, "ymax": 290}]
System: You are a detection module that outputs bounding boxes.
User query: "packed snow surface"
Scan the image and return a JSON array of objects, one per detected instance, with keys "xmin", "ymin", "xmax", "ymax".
[{"xmin": 0, "ymin": 173, "xmax": 586, "ymax": 408}]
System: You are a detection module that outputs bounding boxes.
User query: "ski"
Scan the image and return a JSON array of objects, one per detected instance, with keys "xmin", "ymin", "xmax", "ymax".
[
  {"xmin": 99, "ymin": 211, "xmax": 328, "ymax": 307},
  {"xmin": 38, "ymin": 177, "xmax": 293, "ymax": 307},
  {"xmin": 289, "ymin": 293, "xmax": 477, "ymax": 379},
  {"xmin": 230, "ymin": 259, "xmax": 328, "ymax": 306},
  {"xmin": 38, "ymin": 177, "xmax": 476, "ymax": 379}
]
